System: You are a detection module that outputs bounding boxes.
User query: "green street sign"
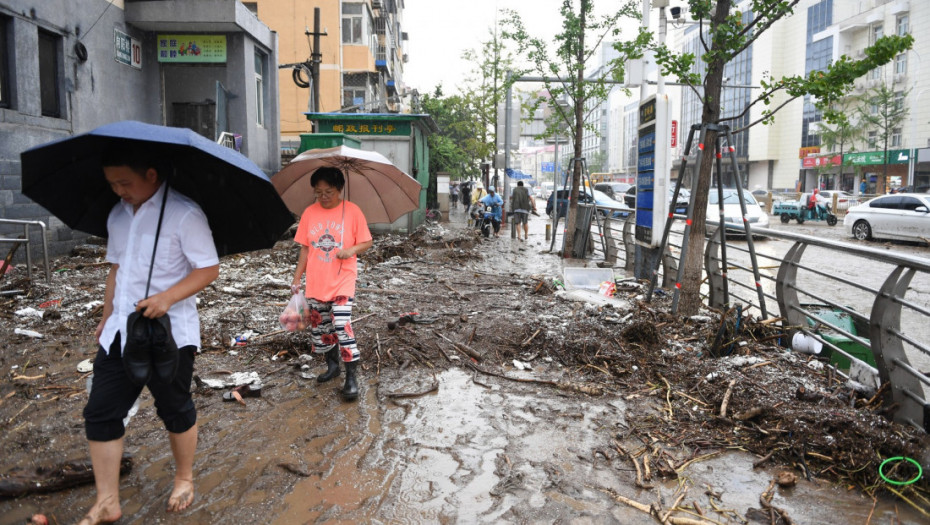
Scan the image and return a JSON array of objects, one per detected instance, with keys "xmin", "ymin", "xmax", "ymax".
[{"xmin": 844, "ymin": 149, "xmax": 912, "ymax": 165}]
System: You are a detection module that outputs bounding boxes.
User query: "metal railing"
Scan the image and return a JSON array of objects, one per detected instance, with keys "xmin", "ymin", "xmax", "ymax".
[
  {"xmin": 582, "ymin": 212, "xmax": 930, "ymax": 434},
  {"xmin": 0, "ymin": 219, "xmax": 51, "ymax": 293}
]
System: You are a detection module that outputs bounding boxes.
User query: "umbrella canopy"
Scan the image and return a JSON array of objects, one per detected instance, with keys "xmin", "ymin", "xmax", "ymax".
[
  {"xmin": 272, "ymin": 145, "xmax": 421, "ymax": 224},
  {"xmin": 20, "ymin": 120, "xmax": 294, "ymax": 257}
]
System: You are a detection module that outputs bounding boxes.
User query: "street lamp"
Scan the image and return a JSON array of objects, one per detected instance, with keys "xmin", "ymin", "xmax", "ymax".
[{"xmin": 907, "ymin": 49, "xmax": 921, "ymax": 187}]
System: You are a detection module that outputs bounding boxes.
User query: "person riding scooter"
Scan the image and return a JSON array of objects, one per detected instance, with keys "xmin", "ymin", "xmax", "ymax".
[{"xmin": 479, "ymin": 188, "xmax": 504, "ymax": 237}]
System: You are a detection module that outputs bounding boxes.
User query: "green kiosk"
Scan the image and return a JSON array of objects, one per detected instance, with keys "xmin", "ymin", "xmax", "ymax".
[{"xmin": 301, "ymin": 113, "xmax": 437, "ymax": 232}]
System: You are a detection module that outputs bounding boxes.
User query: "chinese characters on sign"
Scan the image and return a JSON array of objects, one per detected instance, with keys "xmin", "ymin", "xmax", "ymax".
[
  {"xmin": 318, "ymin": 120, "xmax": 411, "ymax": 136},
  {"xmin": 157, "ymin": 35, "xmax": 227, "ymax": 63},
  {"xmin": 332, "ymin": 123, "xmax": 395, "ymax": 134},
  {"xmin": 114, "ymin": 29, "xmax": 141, "ymax": 69}
]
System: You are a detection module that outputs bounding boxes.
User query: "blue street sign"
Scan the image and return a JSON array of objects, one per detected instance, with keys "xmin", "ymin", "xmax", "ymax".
[{"xmin": 541, "ymin": 162, "xmax": 555, "ymax": 173}]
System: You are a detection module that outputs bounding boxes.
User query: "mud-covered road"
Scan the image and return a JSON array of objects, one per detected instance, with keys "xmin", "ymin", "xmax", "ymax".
[{"xmin": 1, "ymin": 206, "xmax": 928, "ymax": 524}]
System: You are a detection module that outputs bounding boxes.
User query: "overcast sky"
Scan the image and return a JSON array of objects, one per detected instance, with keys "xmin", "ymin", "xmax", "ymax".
[{"xmin": 402, "ymin": 0, "xmax": 638, "ymax": 96}]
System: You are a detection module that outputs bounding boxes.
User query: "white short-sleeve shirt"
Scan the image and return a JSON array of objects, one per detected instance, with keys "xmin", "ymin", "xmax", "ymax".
[{"xmin": 99, "ymin": 182, "xmax": 219, "ymax": 355}]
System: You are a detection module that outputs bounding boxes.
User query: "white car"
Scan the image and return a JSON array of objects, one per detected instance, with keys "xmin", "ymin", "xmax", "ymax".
[
  {"xmin": 706, "ymin": 188, "xmax": 770, "ymax": 236},
  {"xmin": 844, "ymin": 194, "xmax": 930, "ymax": 242}
]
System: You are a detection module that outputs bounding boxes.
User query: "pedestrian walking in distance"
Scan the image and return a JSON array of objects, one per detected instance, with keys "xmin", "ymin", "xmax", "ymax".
[
  {"xmin": 291, "ymin": 167, "xmax": 373, "ymax": 401},
  {"xmin": 450, "ymin": 182, "xmax": 460, "ymax": 209},
  {"xmin": 510, "ymin": 181, "xmax": 536, "ymax": 241}
]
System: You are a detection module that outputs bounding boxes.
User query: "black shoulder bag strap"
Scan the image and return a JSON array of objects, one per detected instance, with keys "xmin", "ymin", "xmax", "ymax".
[{"xmin": 142, "ymin": 181, "xmax": 170, "ymax": 300}]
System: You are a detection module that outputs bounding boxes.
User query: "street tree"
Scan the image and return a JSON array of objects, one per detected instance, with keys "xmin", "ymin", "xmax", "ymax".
[
  {"xmin": 816, "ymin": 93, "xmax": 863, "ymax": 189},
  {"xmin": 420, "ymin": 87, "xmax": 492, "ymax": 203},
  {"xmin": 503, "ymin": 0, "xmax": 649, "ymax": 257},
  {"xmin": 858, "ymin": 81, "xmax": 910, "ymax": 193},
  {"xmin": 462, "ymin": 25, "xmax": 517, "ymax": 188},
  {"xmin": 654, "ymin": 0, "xmax": 912, "ymax": 316}
]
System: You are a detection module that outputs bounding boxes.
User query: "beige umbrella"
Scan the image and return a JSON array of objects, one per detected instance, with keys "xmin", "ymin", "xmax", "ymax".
[{"xmin": 272, "ymin": 145, "xmax": 422, "ymax": 224}]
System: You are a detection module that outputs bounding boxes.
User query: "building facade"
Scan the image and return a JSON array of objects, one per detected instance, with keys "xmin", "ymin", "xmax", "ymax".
[
  {"xmin": 0, "ymin": 0, "xmax": 280, "ymax": 256},
  {"xmin": 245, "ymin": 0, "xmax": 408, "ymax": 144}
]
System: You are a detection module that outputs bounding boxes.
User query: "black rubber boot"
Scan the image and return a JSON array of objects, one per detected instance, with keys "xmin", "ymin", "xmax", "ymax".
[
  {"xmin": 342, "ymin": 361, "xmax": 359, "ymax": 401},
  {"xmin": 316, "ymin": 348, "xmax": 341, "ymax": 383}
]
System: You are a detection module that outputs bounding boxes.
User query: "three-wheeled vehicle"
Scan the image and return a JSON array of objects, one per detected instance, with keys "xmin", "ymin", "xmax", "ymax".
[{"xmin": 772, "ymin": 198, "xmax": 838, "ymax": 226}]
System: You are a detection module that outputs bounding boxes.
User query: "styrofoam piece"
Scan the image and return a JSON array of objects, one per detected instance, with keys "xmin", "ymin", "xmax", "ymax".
[
  {"xmin": 555, "ymin": 289, "xmax": 630, "ymax": 309},
  {"xmin": 562, "ymin": 268, "xmax": 614, "ymax": 290}
]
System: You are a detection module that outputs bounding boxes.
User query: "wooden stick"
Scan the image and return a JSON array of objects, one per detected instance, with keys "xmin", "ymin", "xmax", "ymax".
[
  {"xmin": 385, "ymin": 380, "xmax": 439, "ymax": 399},
  {"xmin": 442, "ymin": 281, "xmax": 469, "ymax": 301},
  {"xmin": 720, "ymin": 379, "xmax": 737, "ymax": 418},
  {"xmin": 433, "ymin": 330, "xmax": 483, "ymax": 362},
  {"xmin": 521, "ymin": 328, "xmax": 542, "ymax": 347}
]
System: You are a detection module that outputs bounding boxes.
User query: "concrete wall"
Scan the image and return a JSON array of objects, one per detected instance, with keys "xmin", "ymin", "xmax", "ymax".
[
  {"xmin": 0, "ymin": 0, "xmax": 159, "ymax": 256},
  {"xmin": 0, "ymin": 0, "xmax": 281, "ymax": 262}
]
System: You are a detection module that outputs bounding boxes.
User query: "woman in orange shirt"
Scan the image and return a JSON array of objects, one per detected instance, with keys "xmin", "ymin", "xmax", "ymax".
[{"xmin": 291, "ymin": 167, "xmax": 373, "ymax": 401}]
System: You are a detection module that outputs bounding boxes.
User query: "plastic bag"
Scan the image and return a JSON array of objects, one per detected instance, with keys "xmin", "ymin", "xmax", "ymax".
[{"xmin": 279, "ymin": 292, "xmax": 310, "ymax": 332}]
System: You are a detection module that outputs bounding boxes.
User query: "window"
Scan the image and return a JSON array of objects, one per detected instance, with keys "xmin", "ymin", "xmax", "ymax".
[
  {"xmin": 872, "ymin": 24, "xmax": 883, "ymax": 43},
  {"xmin": 868, "ymin": 131, "xmax": 877, "ymax": 149},
  {"xmin": 0, "ymin": 16, "xmax": 11, "ymax": 109},
  {"xmin": 892, "ymin": 127, "xmax": 902, "ymax": 147},
  {"xmin": 894, "ymin": 91, "xmax": 904, "ymax": 111},
  {"xmin": 896, "ymin": 14, "xmax": 909, "ymax": 36},
  {"xmin": 899, "ymin": 197, "xmax": 923, "ymax": 211},
  {"xmin": 869, "ymin": 64, "xmax": 882, "ymax": 81},
  {"xmin": 343, "ymin": 87, "xmax": 365, "ymax": 109},
  {"xmin": 870, "ymin": 196, "xmax": 900, "ymax": 209},
  {"xmin": 254, "ymin": 51, "xmax": 265, "ymax": 127},
  {"xmin": 895, "ymin": 54, "xmax": 907, "ymax": 75},
  {"xmin": 38, "ymin": 29, "xmax": 61, "ymax": 118},
  {"xmin": 342, "ymin": 3, "xmax": 364, "ymax": 44}
]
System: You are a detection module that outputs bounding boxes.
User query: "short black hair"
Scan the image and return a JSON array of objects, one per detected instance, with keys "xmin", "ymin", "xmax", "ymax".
[
  {"xmin": 101, "ymin": 143, "xmax": 161, "ymax": 177},
  {"xmin": 310, "ymin": 166, "xmax": 345, "ymax": 190},
  {"xmin": 517, "ymin": 181, "xmax": 524, "ymax": 187}
]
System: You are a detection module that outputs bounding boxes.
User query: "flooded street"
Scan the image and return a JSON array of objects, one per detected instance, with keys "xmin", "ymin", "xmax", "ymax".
[{"xmin": 1, "ymin": 204, "xmax": 928, "ymax": 524}]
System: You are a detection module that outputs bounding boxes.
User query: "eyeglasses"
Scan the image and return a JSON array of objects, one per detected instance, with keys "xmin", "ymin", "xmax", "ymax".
[{"xmin": 314, "ymin": 188, "xmax": 340, "ymax": 198}]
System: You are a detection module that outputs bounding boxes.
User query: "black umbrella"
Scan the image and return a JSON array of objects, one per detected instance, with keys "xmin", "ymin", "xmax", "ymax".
[{"xmin": 20, "ymin": 120, "xmax": 294, "ymax": 257}]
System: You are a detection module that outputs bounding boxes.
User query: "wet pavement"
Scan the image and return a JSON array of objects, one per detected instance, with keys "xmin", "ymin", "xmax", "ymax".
[{"xmin": 1, "ymin": 201, "xmax": 927, "ymax": 524}]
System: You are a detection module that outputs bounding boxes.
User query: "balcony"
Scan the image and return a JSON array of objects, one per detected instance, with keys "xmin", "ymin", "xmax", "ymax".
[{"xmin": 376, "ymin": 45, "xmax": 391, "ymax": 73}]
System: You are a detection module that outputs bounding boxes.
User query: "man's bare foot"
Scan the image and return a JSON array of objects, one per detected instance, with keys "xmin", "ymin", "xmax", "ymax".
[
  {"xmin": 77, "ymin": 496, "xmax": 121, "ymax": 525},
  {"xmin": 167, "ymin": 478, "xmax": 194, "ymax": 512}
]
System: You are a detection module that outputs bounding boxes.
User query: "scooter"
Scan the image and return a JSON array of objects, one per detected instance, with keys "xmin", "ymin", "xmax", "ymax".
[{"xmin": 476, "ymin": 205, "xmax": 495, "ymax": 238}]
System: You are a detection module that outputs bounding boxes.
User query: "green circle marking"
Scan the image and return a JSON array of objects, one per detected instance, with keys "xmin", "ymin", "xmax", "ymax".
[{"xmin": 879, "ymin": 456, "xmax": 923, "ymax": 486}]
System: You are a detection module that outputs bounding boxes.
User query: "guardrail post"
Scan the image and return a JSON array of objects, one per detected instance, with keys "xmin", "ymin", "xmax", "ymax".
[
  {"xmin": 775, "ymin": 241, "xmax": 807, "ymax": 327},
  {"xmin": 704, "ymin": 227, "xmax": 725, "ymax": 308},
  {"xmin": 871, "ymin": 266, "xmax": 925, "ymax": 431},
  {"xmin": 603, "ymin": 216, "xmax": 617, "ymax": 265},
  {"xmin": 622, "ymin": 215, "xmax": 635, "ymax": 271}
]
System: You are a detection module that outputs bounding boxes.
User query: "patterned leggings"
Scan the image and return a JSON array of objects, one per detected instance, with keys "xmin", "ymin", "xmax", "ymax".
[{"xmin": 308, "ymin": 296, "xmax": 359, "ymax": 363}]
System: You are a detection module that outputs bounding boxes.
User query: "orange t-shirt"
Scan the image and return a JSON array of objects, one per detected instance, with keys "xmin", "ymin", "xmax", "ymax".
[{"xmin": 294, "ymin": 201, "xmax": 372, "ymax": 302}]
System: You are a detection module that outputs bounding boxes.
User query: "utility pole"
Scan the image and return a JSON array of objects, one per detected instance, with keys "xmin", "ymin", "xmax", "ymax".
[{"xmin": 311, "ymin": 7, "xmax": 322, "ymax": 115}]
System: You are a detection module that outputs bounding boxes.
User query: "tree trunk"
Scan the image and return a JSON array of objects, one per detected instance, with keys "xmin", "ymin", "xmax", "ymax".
[
  {"xmin": 563, "ymin": 1, "xmax": 587, "ymax": 258},
  {"xmin": 677, "ymin": 0, "xmax": 731, "ymax": 316}
]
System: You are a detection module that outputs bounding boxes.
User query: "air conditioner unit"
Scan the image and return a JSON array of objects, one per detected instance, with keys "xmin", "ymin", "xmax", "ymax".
[
  {"xmin": 856, "ymin": 49, "xmax": 866, "ymax": 59},
  {"xmin": 869, "ymin": 78, "xmax": 881, "ymax": 88},
  {"xmin": 894, "ymin": 74, "xmax": 906, "ymax": 84}
]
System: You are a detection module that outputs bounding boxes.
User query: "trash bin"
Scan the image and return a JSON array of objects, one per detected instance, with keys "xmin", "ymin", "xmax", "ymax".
[
  {"xmin": 572, "ymin": 203, "xmax": 595, "ymax": 258},
  {"xmin": 805, "ymin": 306, "xmax": 875, "ymax": 369}
]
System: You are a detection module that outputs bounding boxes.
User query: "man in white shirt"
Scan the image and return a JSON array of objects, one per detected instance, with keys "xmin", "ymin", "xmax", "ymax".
[{"xmin": 80, "ymin": 147, "xmax": 219, "ymax": 525}]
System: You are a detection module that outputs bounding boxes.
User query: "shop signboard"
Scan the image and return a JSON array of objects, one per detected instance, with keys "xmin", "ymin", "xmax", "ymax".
[
  {"xmin": 157, "ymin": 35, "xmax": 227, "ymax": 63},
  {"xmin": 844, "ymin": 149, "xmax": 912, "ymax": 165},
  {"xmin": 801, "ymin": 155, "xmax": 841, "ymax": 168}
]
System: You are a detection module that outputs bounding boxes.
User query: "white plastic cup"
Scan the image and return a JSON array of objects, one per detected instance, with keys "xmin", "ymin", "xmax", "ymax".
[{"xmin": 792, "ymin": 332, "xmax": 823, "ymax": 355}]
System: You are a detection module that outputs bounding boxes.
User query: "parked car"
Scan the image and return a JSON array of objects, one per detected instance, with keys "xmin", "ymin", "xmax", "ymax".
[
  {"xmin": 590, "ymin": 189, "xmax": 633, "ymax": 218},
  {"xmin": 706, "ymin": 188, "xmax": 770, "ymax": 236},
  {"xmin": 545, "ymin": 188, "xmax": 632, "ymax": 219},
  {"xmin": 623, "ymin": 186, "xmax": 690, "ymax": 213},
  {"xmin": 843, "ymin": 194, "xmax": 930, "ymax": 243},
  {"xmin": 594, "ymin": 182, "xmax": 632, "ymax": 201},
  {"xmin": 539, "ymin": 182, "xmax": 555, "ymax": 201}
]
